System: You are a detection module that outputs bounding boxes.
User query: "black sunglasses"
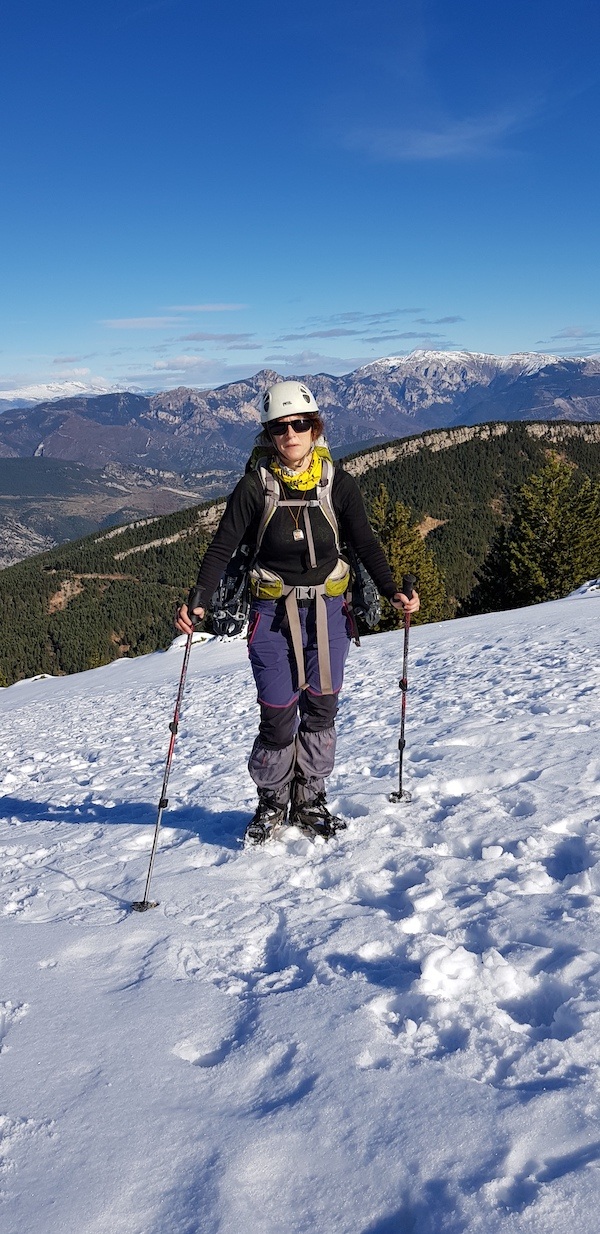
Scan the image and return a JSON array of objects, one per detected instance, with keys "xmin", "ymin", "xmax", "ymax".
[{"xmin": 269, "ymin": 417, "xmax": 314, "ymax": 437}]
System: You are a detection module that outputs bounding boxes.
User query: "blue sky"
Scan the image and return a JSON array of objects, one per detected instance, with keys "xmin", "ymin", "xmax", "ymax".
[{"xmin": 1, "ymin": 0, "xmax": 599, "ymax": 396}]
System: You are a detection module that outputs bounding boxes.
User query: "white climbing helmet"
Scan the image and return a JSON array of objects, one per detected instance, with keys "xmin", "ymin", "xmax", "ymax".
[{"xmin": 260, "ymin": 380, "xmax": 319, "ymax": 423}]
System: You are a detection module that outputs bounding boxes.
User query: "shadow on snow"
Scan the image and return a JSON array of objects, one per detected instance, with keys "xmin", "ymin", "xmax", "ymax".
[{"xmin": 0, "ymin": 795, "xmax": 244, "ymax": 850}]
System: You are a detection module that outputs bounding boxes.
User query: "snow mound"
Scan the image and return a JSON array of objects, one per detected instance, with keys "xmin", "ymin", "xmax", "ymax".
[
  {"xmin": 169, "ymin": 629, "xmax": 215, "ymax": 650},
  {"xmin": 567, "ymin": 577, "xmax": 600, "ymax": 598}
]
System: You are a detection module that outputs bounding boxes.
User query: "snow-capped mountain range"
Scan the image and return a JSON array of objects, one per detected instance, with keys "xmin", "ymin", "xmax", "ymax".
[
  {"xmin": 1, "ymin": 350, "xmax": 600, "ymax": 473},
  {"xmin": 0, "ymin": 377, "xmax": 141, "ymax": 411}
]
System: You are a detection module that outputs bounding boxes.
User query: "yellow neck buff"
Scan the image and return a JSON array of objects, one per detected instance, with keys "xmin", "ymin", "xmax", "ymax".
[{"xmin": 269, "ymin": 445, "xmax": 331, "ymax": 491}]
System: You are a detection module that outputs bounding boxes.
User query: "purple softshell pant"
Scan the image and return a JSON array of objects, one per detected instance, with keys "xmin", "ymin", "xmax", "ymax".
[{"xmin": 247, "ymin": 596, "xmax": 352, "ymax": 806}]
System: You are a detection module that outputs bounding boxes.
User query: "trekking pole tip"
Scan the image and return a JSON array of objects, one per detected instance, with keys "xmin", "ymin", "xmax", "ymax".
[
  {"xmin": 388, "ymin": 790, "xmax": 412, "ymax": 804},
  {"xmin": 130, "ymin": 900, "xmax": 160, "ymax": 912}
]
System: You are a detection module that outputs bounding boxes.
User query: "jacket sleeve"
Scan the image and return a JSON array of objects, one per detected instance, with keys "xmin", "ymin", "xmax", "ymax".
[
  {"xmin": 192, "ymin": 473, "xmax": 263, "ymax": 608},
  {"xmin": 333, "ymin": 469, "xmax": 399, "ymax": 600}
]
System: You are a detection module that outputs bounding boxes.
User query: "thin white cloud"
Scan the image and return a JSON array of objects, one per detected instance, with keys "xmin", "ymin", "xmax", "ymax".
[
  {"xmin": 533, "ymin": 332, "xmax": 600, "ymax": 357},
  {"xmin": 102, "ymin": 317, "xmax": 187, "ymax": 329},
  {"xmin": 361, "ymin": 331, "xmax": 457, "ymax": 344},
  {"xmin": 122, "ymin": 357, "xmax": 264, "ymax": 388},
  {"xmin": 152, "ymin": 356, "xmax": 208, "ymax": 371},
  {"xmin": 534, "ymin": 344, "xmax": 600, "ymax": 358},
  {"xmin": 166, "ymin": 303, "xmax": 248, "ymax": 312},
  {"xmin": 263, "ymin": 349, "xmax": 373, "ymax": 374},
  {"xmin": 534, "ymin": 327, "xmax": 600, "ymax": 356},
  {"xmin": 346, "ymin": 108, "xmax": 534, "ymax": 161},
  {"xmin": 308, "ymin": 308, "xmax": 423, "ymax": 326},
  {"xmin": 53, "ymin": 367, "xmax": 92, "ymax": 378},
  {"xmin": 149, "ymin": 353, "xmax": 266, "ymax": 378},
  {"xmin": 415, "ymin": 316, "xmax": 465, "ymax": 325},
  {"xmin": 550, "ymin": 327, "xmax": 600, "ymax": 340},
  {"xmin": 179, "ymin": 332, "xmax": 256, "ymax": 344},
  {"xmin": 277, "ymin": 329, "xmax": 361, "ymax": 341}
]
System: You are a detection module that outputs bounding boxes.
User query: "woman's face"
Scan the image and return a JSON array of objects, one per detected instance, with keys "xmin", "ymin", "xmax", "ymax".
[{"xmin": 269, "ymin": 416, "xmax": 316, "ymax": 468}]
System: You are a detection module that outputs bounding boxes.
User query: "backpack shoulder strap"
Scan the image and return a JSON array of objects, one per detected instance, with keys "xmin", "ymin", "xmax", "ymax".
[
  {"xmin": 316, "ymin": 456, "xmax": 340, "ymax": 552},
  {"xmin": 254, "ymin": 460, "xmax": 280, "ymax": 555},
  {"xmin": 253, "ymin": 453, "xmax": 341, "ymax": 558}
]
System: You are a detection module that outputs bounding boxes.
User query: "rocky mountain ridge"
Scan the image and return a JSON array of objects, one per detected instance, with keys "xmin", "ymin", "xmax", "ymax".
[
  {"xmin": 2, "ymin": 352, "xmax": 600, "ymax": 478},
  {"xmin": 343, "ymin": 417, "xmax": 600, "ymax": 476}
]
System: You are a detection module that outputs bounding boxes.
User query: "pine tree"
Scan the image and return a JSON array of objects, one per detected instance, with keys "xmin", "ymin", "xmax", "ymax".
[
  {"xmin": 575, "ymin": 476, "xmax": 600, "ymax": 580},
  {"xmin": 369, "ymin": 484, "xmax": 449, "ymax": 629},
  {"xmin": 466, "ymin": 458, "xmax": 600, "ymax": 612},
  {"xmin": 461, "ymin": 523, "xmax": 512, "ymax": 614}
]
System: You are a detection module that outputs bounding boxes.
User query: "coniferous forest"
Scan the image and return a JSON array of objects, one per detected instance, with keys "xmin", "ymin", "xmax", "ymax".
[{"xmin": 1, "ymin": 421, "xmax": 600, "ymax": 686}]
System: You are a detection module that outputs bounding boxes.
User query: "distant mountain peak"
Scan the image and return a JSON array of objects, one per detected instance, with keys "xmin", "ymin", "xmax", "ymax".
[
  {"xmin": 1, "ymin": 352, "xmax": 600, "ymax": 474},
  {"xmin": 358, "ymin": 348, "xmax": 565, "ymax": 375},
  {"xmin": 0, "ymin": 377, "xmax": 143, "ymax": 411}
]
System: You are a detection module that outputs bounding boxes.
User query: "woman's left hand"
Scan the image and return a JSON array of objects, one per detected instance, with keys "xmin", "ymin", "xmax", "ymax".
[{"xmin": 391, "ymin": 589, "xmax": 420, "ymax": 616}]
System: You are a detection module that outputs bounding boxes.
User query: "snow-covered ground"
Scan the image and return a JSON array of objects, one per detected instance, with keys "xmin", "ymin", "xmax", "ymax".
[{"xmin": 1, "ymin": 595, "xmax": 600, "ymax": 1234}]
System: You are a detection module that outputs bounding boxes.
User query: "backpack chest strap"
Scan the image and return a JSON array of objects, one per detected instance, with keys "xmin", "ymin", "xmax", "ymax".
[
  {"xmin": 272, "ymin": 499, "xmax": 322, "ymax": 507},
  {"xmin": 254, "ymin": 459, "xmax": 340, "ymax": 564}
]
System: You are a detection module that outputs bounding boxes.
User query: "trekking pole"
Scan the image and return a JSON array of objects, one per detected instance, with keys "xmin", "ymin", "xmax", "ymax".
[
  {"xmin": 131, "ymin": 589, "xmax": 202, "ymax": 912},
  {"xmin": 389, "ymin": 574, "xmax": 416, "ymax": 804}
]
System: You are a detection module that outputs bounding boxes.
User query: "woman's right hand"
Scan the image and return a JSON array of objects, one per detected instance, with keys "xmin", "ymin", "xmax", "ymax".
[
  {"xmin": 391, "ymin": 589, "xmax": 420, "ymax": 616},
  {"xmin": 175, "ymin": 602, "xmax": 205, "ymax": 634}
]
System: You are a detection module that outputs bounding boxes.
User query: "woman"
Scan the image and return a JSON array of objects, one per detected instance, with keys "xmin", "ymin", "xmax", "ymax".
[{"xmin": 176, "ymin": 380, "xmax": 419, "ymax": 843}]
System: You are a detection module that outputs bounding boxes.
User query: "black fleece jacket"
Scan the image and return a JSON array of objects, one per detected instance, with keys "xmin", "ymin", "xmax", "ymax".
[{"xmin": 193, "ymin": 465, "xmax": 399, "ymax": 608}]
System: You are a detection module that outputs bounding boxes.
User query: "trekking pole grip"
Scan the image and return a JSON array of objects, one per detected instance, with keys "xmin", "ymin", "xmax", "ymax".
[
  {"xmin": 186, "ymin": 585, "xmax": 204, "ymax": 627},
  {"xmin": 402, "ymin": 574, "xmax": 416, "ymax": 601}
]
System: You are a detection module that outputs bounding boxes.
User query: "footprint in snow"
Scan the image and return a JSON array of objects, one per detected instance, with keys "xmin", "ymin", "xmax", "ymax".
[
  {"xmin": 172, "ymin": 1035, "xmax": 235, "ymax": 1068},
  {"xmin": 171, "ymin": 984, "xmax": 257, "ymax": 1068},
  {"xmin": 0, "ymin": 1113, "xmax": 55, "ymax": 1193},
  {"xmin": 177, "ymin": 907, "xmax": 315, "ymax": 996},
  {"xmin": 498, "ymin": 974, "xmax": 583, "ymax": 1043},
  {"xmin": 2, "ymin": 884, "xmax": 39, "ymax": 916},
  {"xmin": 497, "ymin": 1139, "xmax": 600, "ymax": 1213},
  {"xmin": 174, "ymin": 941, "xmax": 204, "ymax": 980},
  {"xmin": 246, "ymin": 909, "xmax": 314, "ymax": 994},
  {"xmin": 334, "ymin": 795, "xmax": 369, "ymax": 819},
  {"xmin": 352, "ymin": 861, "xmax": 436, "ymax": 926},
  {"xmin": 0, "ymin": 1001, "xmax": 29, "ymax": 1052},
  {"xmin": 242, "ymin": 1040, "xmax": 318, "ymax": 1117},
  {"xmin": 544, "ymin": 834, "xmax": 596, "ymax": 884}
]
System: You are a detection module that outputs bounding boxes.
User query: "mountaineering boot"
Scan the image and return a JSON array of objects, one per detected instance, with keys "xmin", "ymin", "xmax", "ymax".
[
  {"xmin": 244, "ymin": 793, "xmax": 287, "ymax": 845},
  {"xmin": 289, "ymin": 784, "xmax": 346, "ymax": 840}
]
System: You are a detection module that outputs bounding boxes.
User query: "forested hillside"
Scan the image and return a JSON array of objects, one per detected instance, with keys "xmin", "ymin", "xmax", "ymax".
[
  {"xmin": 0, "ymin": 456, "xmax": 228, "ymax": 569},
  {"xmin": 354, "ymin": 423, "xmax": 600, "ymax": 601},
  {"xmin": 0, "ymin": 506, "xmax": 212, "ymax": 685},
  {"xmin": 1, "ymin": 420, "xmax": 599, "ymax": 686}
]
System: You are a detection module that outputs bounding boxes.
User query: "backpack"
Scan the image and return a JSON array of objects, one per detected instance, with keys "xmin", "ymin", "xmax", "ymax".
[{"xmin": 209, "ymin": 456, "xmax": 381, "ymax": 638}]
